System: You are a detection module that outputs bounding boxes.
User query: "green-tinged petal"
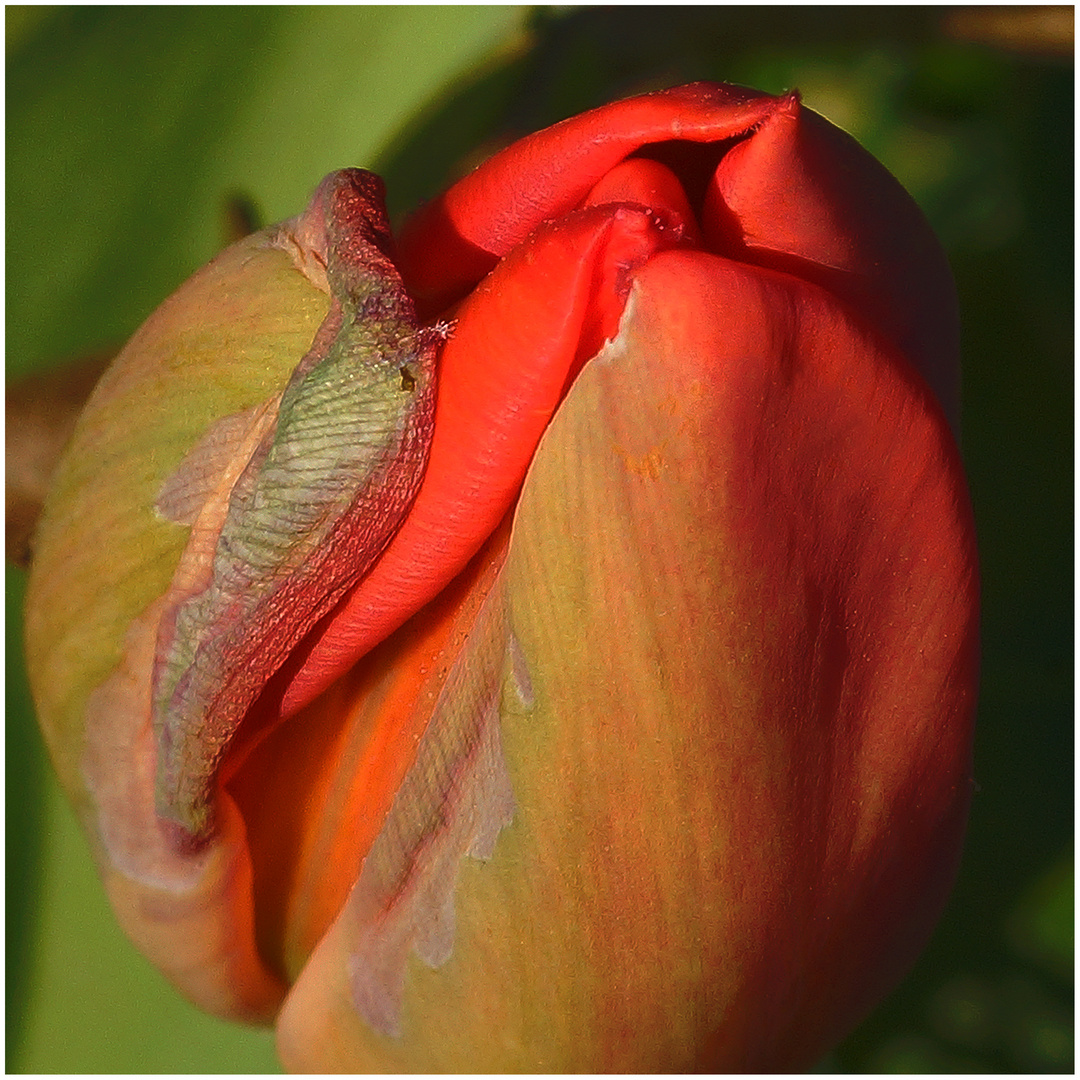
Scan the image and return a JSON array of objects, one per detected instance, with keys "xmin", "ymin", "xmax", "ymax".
[
  {"xmin": 150, "ymin": 170, "xmax": 440, "ymax": 841},
  {"xmin": 499, "ymin": 250, "xmax": 976, "ymax": 1069},
  {"xmin": 23, "ymin": 230, "xmax": 329, "ymax": 1020},
  {"xmin": 25, "ymin": 234, "xmax": 328, "ymax": 806}
]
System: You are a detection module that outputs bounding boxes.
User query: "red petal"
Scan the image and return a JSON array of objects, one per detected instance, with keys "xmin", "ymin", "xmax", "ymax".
[
  {"xmin": 280, "ymin": 203, "xmax": 679, "ymax": 714},
  {"xmin": 398, "ymin": 82, "xmax": 778, "ymax": 312},
  {"xmin": 582, "ymin": 158, "xmax": 703, "ymax": 247},
  {"xmin": 702, "ymin": 94, "xmax": 961, "ymax": 427}
]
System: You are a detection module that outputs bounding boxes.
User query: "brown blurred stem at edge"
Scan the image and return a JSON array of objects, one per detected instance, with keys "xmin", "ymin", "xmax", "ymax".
[
  {"xmin": 943, "ymin": 5, "xmax": 1074, "ymax": 58},
  {"xmin": 6, "ymin": 354, "xmax": 114, "ymax": 568}
]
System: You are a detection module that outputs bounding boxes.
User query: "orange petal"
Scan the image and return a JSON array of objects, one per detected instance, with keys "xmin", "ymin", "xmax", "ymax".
[
  {"xmin": 398, "ymin": 81, "xmax": 779, "ymax": 310},
  {"xmin": 581, "ymin": 157, "xmax": 703, "ymax": 246}
]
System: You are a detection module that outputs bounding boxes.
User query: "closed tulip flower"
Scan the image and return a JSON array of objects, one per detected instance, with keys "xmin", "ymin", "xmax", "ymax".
[{"xmin": 25, "ymin": 82, "xmax": 978, "ymax": 1072}]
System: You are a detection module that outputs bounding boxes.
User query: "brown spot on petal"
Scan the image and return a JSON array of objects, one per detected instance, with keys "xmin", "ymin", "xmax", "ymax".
[{"xmin": 613, "ymin": 443, "xmax": 666, "ymax": 480}]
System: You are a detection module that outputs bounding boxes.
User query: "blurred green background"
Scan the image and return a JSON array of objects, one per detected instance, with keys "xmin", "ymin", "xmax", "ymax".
[{"xmin": 6, "ymin": 6, "xmax": 1072, "ymax": 1073}]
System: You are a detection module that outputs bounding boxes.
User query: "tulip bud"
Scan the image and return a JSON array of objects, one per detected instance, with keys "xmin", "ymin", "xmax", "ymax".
[{"xmin": 24, "ymin": 82, "xmax": 978, "ymax": 1071}]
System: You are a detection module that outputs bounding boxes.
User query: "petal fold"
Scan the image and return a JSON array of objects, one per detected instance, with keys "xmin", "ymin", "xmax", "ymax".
[
  {"xmin": 151, "ymin": 170, "xmax": 440, "ymax": 840},
  {"xmin": 704, "ymin": 95, "xmax": 961, "ymax": 426},
  {"xmin": 281, "ymin": 202, "xmax": 682, "ymax": 713},
  {"xmin": 398, "ymin": 82, "xmax": 778, "ymax": 310}
]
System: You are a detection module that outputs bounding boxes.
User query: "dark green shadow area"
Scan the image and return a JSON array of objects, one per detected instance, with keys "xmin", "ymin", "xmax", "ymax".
[
  {"xmin": 6, "ymin": 5, "xmax": 289, "ymax": 373},
  {"xmin": 6, "ymin": 567, "xmax": 47, "ymax": 1069}
]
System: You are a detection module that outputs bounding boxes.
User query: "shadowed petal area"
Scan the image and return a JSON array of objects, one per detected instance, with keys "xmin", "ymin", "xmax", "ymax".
[
  {"xmin": 703, "ymin": 97, "xmax": 961, "ymax": 427},
  {"xmin": 81, "ymin": 595, "xmax": 285, "ymax": 1021},
  {"xmin": 275, "ymin": 523, "xmax": 526, "ymax": 1069},
  {"xmin": 228, "ymin": 517, "xmax": 514, "ymax": 988},
  {"xmin": 275, "ymin": 248, "xmax": 977, "ymax": 1071}
]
